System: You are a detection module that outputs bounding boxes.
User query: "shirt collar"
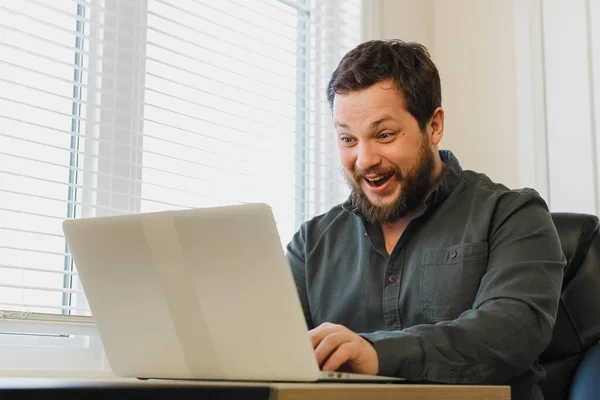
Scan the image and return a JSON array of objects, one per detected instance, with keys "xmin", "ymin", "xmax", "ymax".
[
  {"xmin": 424, "ymin": 150, "xmax": 462, "ymax": 207},
  {"xmin": 341, "ymin": 150, "xmax": 463, "ymax": 214}
]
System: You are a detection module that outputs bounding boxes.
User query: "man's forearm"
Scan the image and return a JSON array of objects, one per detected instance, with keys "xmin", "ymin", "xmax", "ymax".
[{"xmin": 360, "ymin": 297, "xmax": 557, "ymax": 384}]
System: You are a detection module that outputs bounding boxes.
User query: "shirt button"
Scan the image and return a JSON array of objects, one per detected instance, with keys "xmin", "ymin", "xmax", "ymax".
[
  {"xmin": 449, "ymin": 250, "xmax": 458, "ymax": 259},
  {"xmin": 387, "ymin": 275, "xmax": 397, "ymax": 284}
]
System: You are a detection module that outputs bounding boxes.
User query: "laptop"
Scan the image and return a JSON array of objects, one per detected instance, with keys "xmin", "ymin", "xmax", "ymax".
[{"xmin": 62, "ymin": 203, "xmax": 403, "ymax": 382}]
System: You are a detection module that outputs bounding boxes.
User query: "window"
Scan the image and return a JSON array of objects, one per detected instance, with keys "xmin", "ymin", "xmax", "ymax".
[{"xmin": 0, "ymin": 0, "xmax": 361, "ymax": 373}]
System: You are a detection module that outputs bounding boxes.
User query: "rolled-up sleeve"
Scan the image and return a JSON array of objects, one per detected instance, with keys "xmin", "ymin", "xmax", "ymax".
[{"xmin": 361, "ymin": 191, "xmax": 565, "ymax": 384}]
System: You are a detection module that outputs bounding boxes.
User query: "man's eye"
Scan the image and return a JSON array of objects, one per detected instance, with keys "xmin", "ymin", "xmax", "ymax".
[
  {"xmin": 379, "ymin": 132, "xmax": 392, "ymax": 139},
  {"xmin": 340, "ymin": 136, "xmax": 353, "ymax": 143}
]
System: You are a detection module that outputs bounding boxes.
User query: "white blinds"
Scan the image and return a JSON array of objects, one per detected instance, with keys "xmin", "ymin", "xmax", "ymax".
[{"xmin": 0, "ymin": 0, "xmax": 361, "ymax": 321}]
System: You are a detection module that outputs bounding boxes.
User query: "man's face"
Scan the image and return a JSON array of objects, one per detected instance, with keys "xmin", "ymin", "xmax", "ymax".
[{"xmin": 333, "ymin": 80, "xmax": 436, "ymax": 224}]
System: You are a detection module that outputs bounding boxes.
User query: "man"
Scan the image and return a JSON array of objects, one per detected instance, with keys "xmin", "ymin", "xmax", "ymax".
[{"xmin": 286, "ymin": 40, "xmax": 565, "ymax": 400}]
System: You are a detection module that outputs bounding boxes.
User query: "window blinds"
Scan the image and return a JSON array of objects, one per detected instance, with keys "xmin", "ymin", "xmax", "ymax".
[{"xmin": 0, "ymin": 0, "xmax": 361, "ymax": 323}]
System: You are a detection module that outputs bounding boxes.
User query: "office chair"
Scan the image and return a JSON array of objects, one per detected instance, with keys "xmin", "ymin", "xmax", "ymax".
[{"xmin": 540, "ymin": 213, "xmax": 600, "ymax": 399}]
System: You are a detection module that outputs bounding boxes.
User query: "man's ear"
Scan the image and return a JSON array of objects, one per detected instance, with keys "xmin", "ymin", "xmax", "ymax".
[{"xmin": 428, "ymin": 107, "xmax": 444, "ymax": 146}]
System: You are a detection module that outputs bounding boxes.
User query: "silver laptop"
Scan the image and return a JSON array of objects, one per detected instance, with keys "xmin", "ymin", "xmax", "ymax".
[{"xmin": 62, "ymin": 203, "xmax": 402, "ymax": 382}]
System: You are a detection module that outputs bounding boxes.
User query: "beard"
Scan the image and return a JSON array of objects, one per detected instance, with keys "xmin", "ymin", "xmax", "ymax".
[{"xmin": 344, "ymin": 138, "xmax": 435, "ymax": 224}]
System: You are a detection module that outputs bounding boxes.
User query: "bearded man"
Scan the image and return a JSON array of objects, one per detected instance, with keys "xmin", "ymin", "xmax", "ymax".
[{"xmin": 286, "ymin": 39, "xmax": 565, "ymax": 400}]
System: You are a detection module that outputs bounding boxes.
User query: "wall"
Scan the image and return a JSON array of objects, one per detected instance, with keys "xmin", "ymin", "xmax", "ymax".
[
  {"xmin": 365, "ymin": 0, "xmax": 600, "ymax": 214},
  {"xmin": 541, "ymin": 0, "xmax": 599, "ymax": 214},
  {"xmin": 364, "ymin": 0, "xmax": 535, "ymax": 192},
  {"xmin": 432, "ymin": 0, "xmax": 521, "ymax": 189}
]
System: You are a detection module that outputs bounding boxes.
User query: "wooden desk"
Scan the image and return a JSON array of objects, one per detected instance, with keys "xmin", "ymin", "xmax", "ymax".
[{"xmin": 0, "ymin": 378, "xmax": 510, "ymax": 399}]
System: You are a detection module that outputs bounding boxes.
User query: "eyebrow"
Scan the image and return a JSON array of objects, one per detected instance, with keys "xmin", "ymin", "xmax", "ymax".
[
  {"xmin": 369, "ymin": 116, "xmax": 394, "ymax": 128},
  {"xmin": 334, "ymin": 116, "xmax": 395, "ymax": 131}
]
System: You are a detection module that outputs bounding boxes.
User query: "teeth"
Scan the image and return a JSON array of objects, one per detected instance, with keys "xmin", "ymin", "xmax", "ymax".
[{"xmin": 366, "ymin": 175, "xmax": 386, "ymax": 182}]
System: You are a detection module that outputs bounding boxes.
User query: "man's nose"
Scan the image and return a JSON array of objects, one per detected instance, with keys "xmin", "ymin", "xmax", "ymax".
[{"xmin": 355, "ymin": 142, "xmax": 381, "ymax": 172}]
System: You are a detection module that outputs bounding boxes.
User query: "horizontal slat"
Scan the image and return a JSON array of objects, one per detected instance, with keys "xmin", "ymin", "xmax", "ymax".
[
  {"xmin": 0, "ymin": 184, "xmax": 252, "ymax": 217},
  {"xmin": 0, "ymin": 117, "xmax": 251, "ymax": 175},
  {"xmin": 0, "ymin": 113, "xmax": 254, "ymax": 165},
  {"xmin": 0, "ymin": 92, "xmax": 291, "ymax": 148},
  {"xmin": 73, "ymin": 0, "xmax": 306, "ymax": 25},
  {"xmin": 0, "ymin": 245, "xmax": 70, "ymax": 259},
  {"xmin": 0, "ymin": 138, "xmax": 249, "ymax": 195},
  {"xmin": 0, "ymin": 188, "xmax": 135, "ymax": 217},
  {"xmin": 149, "ymin": 1, "xmax": 313, "ymax": 37},
  {"xmin": 144, "ymin": 37, "xmax": 300, "ymax": 94},
  {"xmin": 0, "ymin": 23, "xmax": 119, "ymax": 65},
  {"xmin": 197, "ymin": 0, "xmax": 307, "ymax": 39},
  {"xmin": 0, "ymin": 310, "xmax": 93, "ymax": 325},
  {"xmin": 71, "ymin": 0, "xmax": 356, "ymax": 33},
  {"xmin": 0, "ymin": 88, "xmax": 314, "ymax": 153},
  {"xmin": 273, "ymin": 0, "xmax": 310, "ymax": 14},
  {"xmin": 1, "ymin": 80, "xmax": 327, "ymax": 128},
  {"xmin": 0, "ymin": 3, "xmax": 352, "ymax": 66},
  {"xmin": 144, "ymin": 73, "xmax": 298, "ymax": 122},
  {"xmin": 144, "ymin": 30, "xmax": 298, "ymax": 75},
  {"xmin": 0, "ymin": 283, "xmax": 84, "ymax": 296},
  {"xmin": 0, "ymin": 5, "xmax": 311, "ymax": 63},
  {"xmin": 0, "ymin": 227, "xmax": 64, "ymax": 240},
  {"xmin": 0, "ymin": 318, "xmax": 95, "ymax": 335},
  {"xmin": 0, "ymin": 173, "xmax": 201, "ymax": 212},
  {"xmin": 0, "ymin": 207, "xmax": 66, "ymax": 222},
  {"xmin": 0, "ymin": 5, "xmax": 120, "ymax": 47},
  {"xmin": 0, "ymin": 302, "xmax": 88, "ymax": 313},
  {"xmin": 0, "ymin": 161, "xmax": 247, "ymax": 205},
  {"xmin": 0, "ymin": 123, "xmax": 326, "ymax": 170},
  {"xmin": 0, "ymin": 262, "xmax": 78, "ymax": 277},
  {"xmin": 0, "ymin": 34, "xmax": 307, "ymax": 101},
  {"xmin": 0, "ymin": 150, "xmax": 341, "ymax": 193},
  {"xmin": 24, "ymin": 0, "xmax": 135, "ymax": 25},
  {"xmin": 0, "ymin": 133, "xmax": 249, "ymax": 187},
  {"xmin": 0, "ymin": 180, "xmax": 331, "ymax": 214},
  {"xmin": 0, "ymin": 121, "xmax": 249, "ymax": 172},
  {"xmin": 144, "ymin": 86, "xmax": 295, "ymax": 126},
  {"xmin": 2, "ymin": 42, "xmax": 326, "ymax": 112},
  {"xmin": 0, "ymin": 56, "xmax": 111, "ymax": 93},
  {"xmin": 2, "ymin": 70, "xmax": 294, "ymax": 132},
  {"xmin": 0, "ymin": 182, "xmax": 326, "ymax": 217},
  {"xmin": 0, "ymin": 40, "xmax": 153, "ymax": 88},
  {"xmin": 142, "ymin": 102, "xmax": 272, "ymax": 142},
  {"xmin": 4, "ymin": 135, "xmax": 290, "ymax": 194},
  {"xmin": 149, "ymin": 0, "xmax": 299, "ymax": 54},
  {"xmin": 5, "ymin": 0, "xmax": 356, "ymax": 50},
  {"xmin": 144, "ymin": 55, "xmax": 299, "ymax": 108}
]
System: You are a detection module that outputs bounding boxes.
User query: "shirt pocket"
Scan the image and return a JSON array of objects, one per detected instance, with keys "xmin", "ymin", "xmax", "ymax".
[{"xmin": 419, "ymin": 242, "xmax": 488, "ymax": 323}]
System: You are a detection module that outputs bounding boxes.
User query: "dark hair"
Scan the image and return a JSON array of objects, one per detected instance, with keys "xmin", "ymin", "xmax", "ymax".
[{"xmin": 327, "ymin": 39, "xmax": 441, "ymax": 131}]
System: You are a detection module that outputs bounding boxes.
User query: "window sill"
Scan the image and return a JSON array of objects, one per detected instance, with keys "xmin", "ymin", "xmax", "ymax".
[{"xmin": 0, "ymin": 370, "xmax": 117, "ymax": 379}]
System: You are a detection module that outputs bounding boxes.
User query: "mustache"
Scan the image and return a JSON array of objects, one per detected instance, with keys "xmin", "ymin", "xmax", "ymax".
[{"xmin": 353, "ymin": 167, "xmax": 402, "ymax": 181}]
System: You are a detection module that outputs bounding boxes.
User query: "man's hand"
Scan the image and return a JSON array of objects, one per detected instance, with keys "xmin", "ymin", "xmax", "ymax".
[{"xmin": 309, "ymin": 322, "xmax": 379, "ymax": 375}]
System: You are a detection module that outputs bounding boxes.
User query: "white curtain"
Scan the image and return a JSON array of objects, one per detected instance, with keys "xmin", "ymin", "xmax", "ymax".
[{"xmin": 539, "ymin": 0, "xmax": 600, "ymax": 214}]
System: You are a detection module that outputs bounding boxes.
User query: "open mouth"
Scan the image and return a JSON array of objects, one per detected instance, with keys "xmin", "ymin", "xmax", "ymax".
[{"xmin": 364, "ymin": 173, "xmax": 393, "ymax": 188}]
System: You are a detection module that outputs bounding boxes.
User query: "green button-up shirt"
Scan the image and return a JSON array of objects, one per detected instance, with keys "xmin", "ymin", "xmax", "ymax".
[{"xmin": 286, "ymin": 150, "xmax": 565, "ymax": 400}]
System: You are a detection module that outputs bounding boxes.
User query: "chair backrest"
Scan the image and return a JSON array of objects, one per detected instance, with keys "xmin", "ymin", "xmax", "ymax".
[{"xmin": 540, "ymin": 213, "xmax": 600, "ymax": 400}]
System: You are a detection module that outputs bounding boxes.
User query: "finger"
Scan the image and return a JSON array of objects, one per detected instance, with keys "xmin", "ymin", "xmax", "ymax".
[
  {"xmin": 314, "ymin": 332, "xmax": 350, "ymax": 367},
  {"xmin": 309, "ymin": 323, "xmax": 343, "ymax": 348},
  {"xmin": 322, "ymin": 342, "xmax": 357, "ymax": 372}
]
